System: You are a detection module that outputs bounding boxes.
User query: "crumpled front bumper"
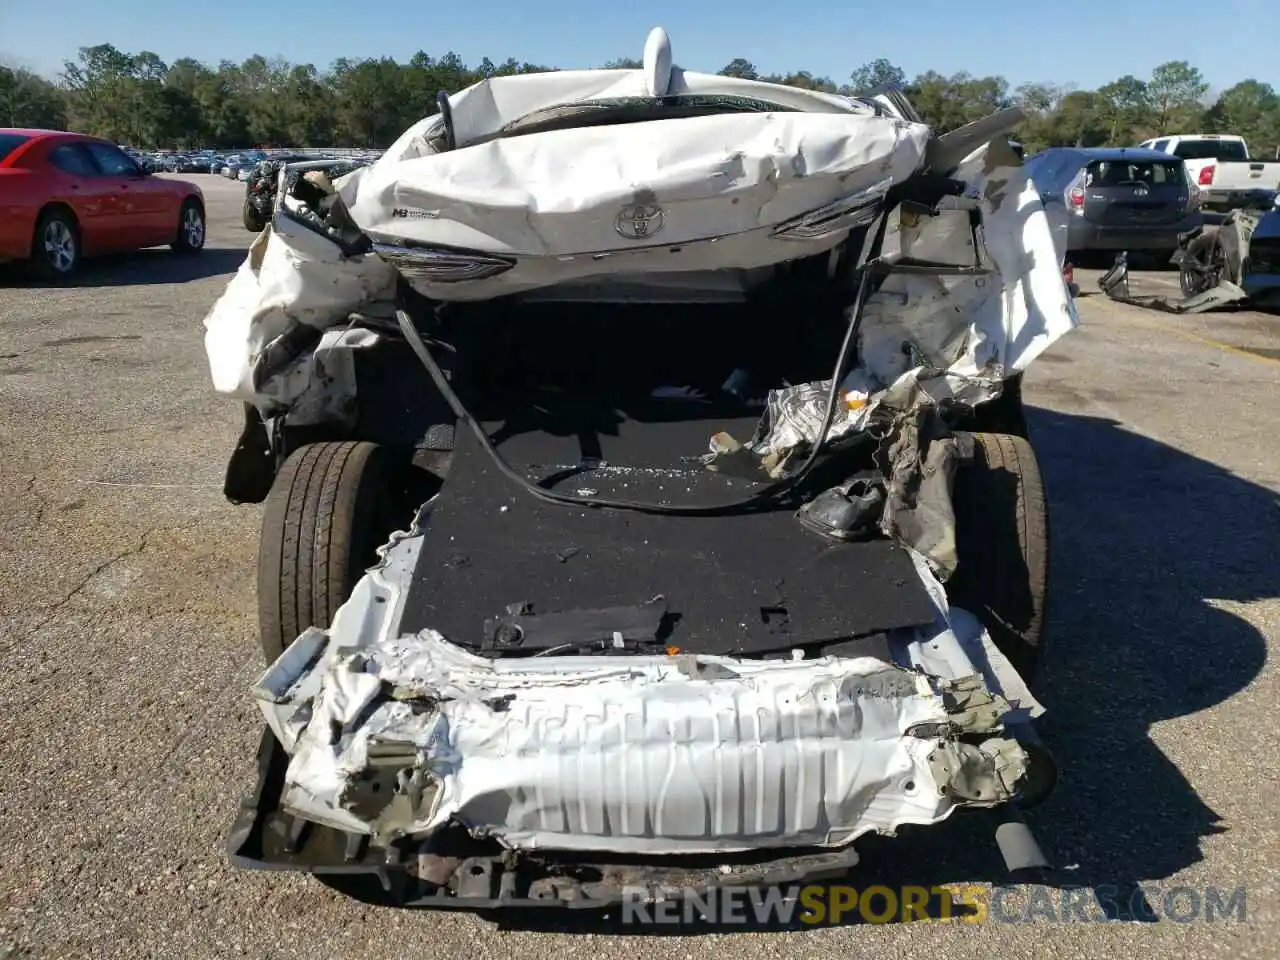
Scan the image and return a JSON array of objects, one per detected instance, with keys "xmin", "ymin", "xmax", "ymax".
[
  {"xmin": 261, "ymin": 629, "xmax": 1032, "ymax": 855},
  {"xmin": 232, "ymin": 523, "xmax": 1049, "ymax": 900}
]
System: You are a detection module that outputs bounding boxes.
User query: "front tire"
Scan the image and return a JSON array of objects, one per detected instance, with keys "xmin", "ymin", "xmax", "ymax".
[
  {"xmin": 172, "ymin": 198, "xmax": 205, "ymax": 255},
  {"xmin": 29, "ymin": 208, "xmax": 81, "ymax": 281},
  {"xmin": 946, "ymin": 432, "xmax": 1049, "ymax": 681},
  {"xmin": 257, "ymin": 442, "xmax": 410, "ymax": 661}
]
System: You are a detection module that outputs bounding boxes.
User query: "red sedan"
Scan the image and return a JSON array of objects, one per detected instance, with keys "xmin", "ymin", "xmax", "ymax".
[{"xmin": 0, "ymin": 128, "xmax": 206, "ymax": 280}]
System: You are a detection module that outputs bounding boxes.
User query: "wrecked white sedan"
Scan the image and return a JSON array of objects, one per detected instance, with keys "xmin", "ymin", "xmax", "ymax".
[{"xmin": 206, "ymin": 29, "xmax": 1077, "ymax": 907}]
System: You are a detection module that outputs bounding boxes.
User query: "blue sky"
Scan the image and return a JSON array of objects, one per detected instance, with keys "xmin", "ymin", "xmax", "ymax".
[{"xmin": 1, "ymin": 0, "xmax": 1273, "ymax": 93}]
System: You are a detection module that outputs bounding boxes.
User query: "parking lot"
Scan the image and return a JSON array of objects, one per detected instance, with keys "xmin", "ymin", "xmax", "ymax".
[{"xmin": 1, "ymin": 174, "xmax": 1277, "ymax": 958}]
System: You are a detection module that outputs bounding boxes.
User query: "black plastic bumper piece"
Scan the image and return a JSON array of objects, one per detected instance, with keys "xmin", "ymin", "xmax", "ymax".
[{"xmin": 223, "ymin": 403, "xmax": 277, "ymax": 505}]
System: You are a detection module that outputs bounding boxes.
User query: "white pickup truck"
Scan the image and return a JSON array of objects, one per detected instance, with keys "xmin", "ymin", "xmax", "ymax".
[{"xmin": 1139, "ymin": 134, "xmax": 1280, "ymax": 211}]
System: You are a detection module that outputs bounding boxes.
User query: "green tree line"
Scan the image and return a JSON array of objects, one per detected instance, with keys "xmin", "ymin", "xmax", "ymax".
[{"xmin": 3, "ymin": 44, "xmax": 1279, "ymax": 156}]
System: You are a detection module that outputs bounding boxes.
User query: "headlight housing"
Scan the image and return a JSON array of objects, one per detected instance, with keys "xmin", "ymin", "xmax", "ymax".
[
  {"xmin": 772, "ymin": 177, "xmax": 893, "ymax": 241},
  {"xmin": 373, "ymin": 243, "xmax": 516, "ymax": 283}
]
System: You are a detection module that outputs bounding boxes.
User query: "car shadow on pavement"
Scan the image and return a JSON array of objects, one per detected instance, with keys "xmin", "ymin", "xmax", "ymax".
[
  {"xmin": 1014, "ymin": 406, "xmax": 1270, "ymax": 891},
  {"xmin": 0, "ymin": 247, "xmax": 244, "ymax": 288},
  {"xmin": 463, "ymin": 407, "xmax": 1271, "ymax": 935}
]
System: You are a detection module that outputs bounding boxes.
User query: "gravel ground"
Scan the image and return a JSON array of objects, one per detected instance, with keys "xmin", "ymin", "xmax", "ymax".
[{"xmin": 0, "ymin": 176, "xmax": 1276, "ymax": 959}]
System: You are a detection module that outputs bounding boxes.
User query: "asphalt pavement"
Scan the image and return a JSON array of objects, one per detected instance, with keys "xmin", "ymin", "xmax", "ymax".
[{"xmin": 0, "ymin": 175, "xmax": 1276, "ymax": 958}]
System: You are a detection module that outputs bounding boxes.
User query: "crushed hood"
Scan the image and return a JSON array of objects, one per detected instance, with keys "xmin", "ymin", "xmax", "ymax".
[{"xmin": 343, "ymin": 110, "xmax": 929, "ymax": 262}]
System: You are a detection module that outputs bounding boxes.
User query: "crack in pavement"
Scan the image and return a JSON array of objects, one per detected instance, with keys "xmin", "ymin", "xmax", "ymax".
[
  {"xmin": 2, "ymin": 530, "xmax": 154, "ymax": 653},
  {"xmin": 24, "ymin": 475, "xmax": 49, "ymax": 525}
]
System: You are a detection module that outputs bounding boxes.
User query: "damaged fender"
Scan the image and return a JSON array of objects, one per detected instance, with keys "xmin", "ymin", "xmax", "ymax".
[{"xmin": 202, "ymin": 217, "xmax": 397, "ymax": 415}]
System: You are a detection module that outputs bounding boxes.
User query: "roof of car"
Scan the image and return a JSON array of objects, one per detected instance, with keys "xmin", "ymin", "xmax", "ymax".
[
  {"xmin": 0, "ymin": 128, "xmax": 60, "ymax": 138},
  {"xmin": 1041, "ymin": 146, "xmax": 1175, "ymax": 162},
  {"xmin": 0, "ymin": 128, "xmax": 100, "ymax": 140},
  {"xmin": 0, "ymin": 129, "xmax": 107, "ymax": 167}
]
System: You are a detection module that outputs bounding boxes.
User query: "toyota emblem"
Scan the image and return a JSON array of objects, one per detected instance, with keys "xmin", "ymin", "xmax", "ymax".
[{"xmin": 615, "ymin": 202, "xmax": 665, "ymax": 240}]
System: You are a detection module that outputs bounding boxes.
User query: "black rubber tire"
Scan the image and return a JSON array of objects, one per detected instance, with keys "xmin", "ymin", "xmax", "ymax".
[
  {"xmin": 946, "ymin": 432, "xmax": 1049, "ymax": 681},
  {"xmin": 1178, "ymin": 262, "xmax": 1199, "ymax": 297},
  {"xmin": 257, "ymin": 442, "xmax": 407, "ymax": 661},
  {"xmin": 172, "ymin": 198, "xmax": 205, "ymax": 255},
  {"xmin": 1179, "ymin": 235, "xmax": 1219, "ymax": 297},
  {"xmin": 242, "ymin": 198, "xmax": 267, "ymax": 233},
  {"xmin": 28, "ymin": 207, "xmax": 81, "ymax": 281}
]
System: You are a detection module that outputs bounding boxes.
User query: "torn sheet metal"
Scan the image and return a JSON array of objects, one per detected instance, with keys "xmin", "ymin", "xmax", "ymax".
[
  {"xmin": 877, "ymin": 140, "xmax": 1079, "ymax": 380},
  {"xmin": 705, "ymin": 140, "xmax": 1076, "ymax": 482},
  {"xmin": 1100, "ymin": 209, "xmax": 1279, "ymax": 313},
  {"xmin": 287, "ymin": 636, "xmax": 978, "ymax": 851},
  {"xmin": 1216, "ymin": 210, "xmax": 1262, "ymax": 287},
  {"xmin": 202, "ymin": 219, "xmax": 397, "ymax": 412},
  {"xmin": 253, "ymin": 511, "xmax": 1040, "ymax": 855},
  {"xmin": 275, "ymin": 327, "xmax": 382, "ymax": 428},
  {"xmin": 1099, "ymin": 253, "xmax": 1249, "ymax": 314},
  {"xmin": 698, "ymin": 141, "xmax": 1073, "ymax": 574}
]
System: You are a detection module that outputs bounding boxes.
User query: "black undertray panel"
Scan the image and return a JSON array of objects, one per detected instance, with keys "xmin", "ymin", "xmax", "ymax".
[{"xmin": 398, "ymin": 396, "xmax": 936, "ymax": 655}]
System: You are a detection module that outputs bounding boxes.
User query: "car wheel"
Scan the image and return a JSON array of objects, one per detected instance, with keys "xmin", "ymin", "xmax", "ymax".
[
  {"xmin": 29, "ymin": 208, "xmax": 81, "ymax": 281},
  {"xmin": 172, "ymin": 199, "xmax": 205, "ymax": 254},
  {"xmin": 946, "ymin": 432, "xmax": 1049, "ymax": 682},
  {"xmin": 242, "ymin": 198, "xmax": 267, "ymax": 233},
  {"xmin": 1179, "ymin": 235, "xmax": 1221, "ymax": 297},
  {"xmin": 257, "ymin": 442, "xmax": 411, "ymax": 661}
]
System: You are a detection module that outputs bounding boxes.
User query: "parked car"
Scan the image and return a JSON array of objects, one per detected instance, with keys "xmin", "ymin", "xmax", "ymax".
[
  {"xmin": 1139, "ymin": 134, "xmax": 1280, "ymax": 212},
  {"xmin": 0, "ymin": 128, "xmax": 205, "ymax": 280},
  {"xmin": 207, "ymin": 29, "xmax": 1076, "ymax": 909},
  {"xmin": 1026, "ymin": 146, "xmax": 1202, "ymax": 264},
  {"xmin": 219, "ymin": 154, "xmax": 247, "ymax": 178}
]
